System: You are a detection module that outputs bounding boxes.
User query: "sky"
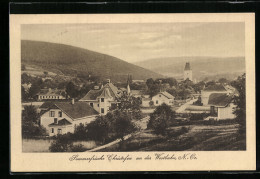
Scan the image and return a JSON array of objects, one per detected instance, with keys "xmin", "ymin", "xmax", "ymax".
[{"xmin": 21, "ymin": 22, "xmax": 245, "ymax": 63}]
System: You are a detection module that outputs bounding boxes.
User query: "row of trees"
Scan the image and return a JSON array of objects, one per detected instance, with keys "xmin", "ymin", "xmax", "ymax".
[{"xmin": 22, "ymin": 105, "xmax": 47, "ymax": 138}]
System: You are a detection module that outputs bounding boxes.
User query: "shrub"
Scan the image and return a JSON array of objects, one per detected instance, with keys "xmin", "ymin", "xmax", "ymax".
[{"xmin": 70, "ymin": 144, "xmax": 85, "ymax": 152}]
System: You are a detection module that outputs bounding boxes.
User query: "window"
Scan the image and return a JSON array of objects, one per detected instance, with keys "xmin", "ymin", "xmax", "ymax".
[
  {"xmin": 159, "ymin": 95, "xmax": 161, "ymax": 97},
  {"xmin": 97, "ymin": 104, "xmax": 99, "ymax": 107},
  {"xmin": 57, "ymin": 129, "xmax": 62, "ymax": 134},
  {"xmin": 90, "ymin": 103, "xmax": 93, "ymax": 107},
  {"xmin": 58, "ymin": 111, "xmax": 62, "ymax": 117},
  {"xmin": 54, "ymin": 118, "xmax": 58, "ymax": 124},
  {"xmin": 101, "ymin": 98, "xmax": 104, "ymax": 102},
  {"xmin": 50, "ymin": 111, "xmax": 55, "ymax": 117},
  {"xmin": 51, "ymin": 128, "xmax": 54, "ymax": 133},
  {"xmin": 101, "ymin": 108, "xmax": 105, "ymax": 114},
  {"xmin": 156, "ymin": 100, "xmax": 158, "ymax": 104}
]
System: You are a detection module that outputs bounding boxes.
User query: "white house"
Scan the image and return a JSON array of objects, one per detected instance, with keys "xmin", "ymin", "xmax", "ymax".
[
  {"xmin": 39, "ymin": 100, "xmax": 99, "ymax": 136},
  {"xmin": 204, "ymin": 93, "xmax": 236, "ymax": 121},
  {"xmin": 79, "ymin": 82, "xmax": 121, "ymax": 115},
  {"xmin": 201, "ymin": 84, "xmax": 228, "ymax": 105},
  {"xmin": 37, "ymin": 88, "xmax": 66, "ymax": 101},
  {"xmin": 152, "ymin": 91, "xmax": 174, "ymax": 106}
]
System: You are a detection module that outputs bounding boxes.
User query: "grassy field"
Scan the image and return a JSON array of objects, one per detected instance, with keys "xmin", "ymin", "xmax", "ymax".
[{"xmin": 97, "ymin": 122, "xmax": 246, "ymax": 152}]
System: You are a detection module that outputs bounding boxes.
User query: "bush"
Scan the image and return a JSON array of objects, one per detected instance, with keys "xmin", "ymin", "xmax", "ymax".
[
  {"xmin": 70, "ymin": 144, "xmax": 85, "ymax": 152},
  {"xmin": 189, "ymin": 113, "xmax": 209, "ymax": 121},
  {"xmin": 148, "ymin": 103, "xmax": 175, "ymax": 136},
  {"xmin": 49, "ymin": 134, "xmax": 73, "ymax": 152}
]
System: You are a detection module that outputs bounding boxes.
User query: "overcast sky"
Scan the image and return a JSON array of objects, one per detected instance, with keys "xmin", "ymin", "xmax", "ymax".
[{"xmin": 22, "ymin": 22, "xmax": 245, "ymax": 63}]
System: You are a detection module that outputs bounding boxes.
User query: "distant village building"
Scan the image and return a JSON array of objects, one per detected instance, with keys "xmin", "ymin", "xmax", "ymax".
[
  {"xmin": 152, "ymin": 91, "xmax": 175, "ymax": 106},
  {"xmin": 39, "ymin": 100, "xmax": 99, "ymax": 136},
  {"xmin": 184, "ymin": 62, "xmax": 192, "ymax": 81},
  {"xmin": 37, "ymin": 88, "xmax": 66, "ymax": 101},
  {"xmin": 79, "ymin": 81, "xmax": 121, "ymax": 115},
  {"xmin": 201, "ymin": 84, "xmax": 229, "ymax": 105},
  {"xmin": 204, "ymin": 93, "xmax": 236, "ymax": 120}
]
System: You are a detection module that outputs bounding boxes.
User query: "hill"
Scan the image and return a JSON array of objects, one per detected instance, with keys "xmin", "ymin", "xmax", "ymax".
[
  {"xmin": 21, "ymin": 40, "xmax": 163, "ymax": 82},
  {"xmin": 135, "ymin": 56, "xmax": 245, "ymax": 81}
]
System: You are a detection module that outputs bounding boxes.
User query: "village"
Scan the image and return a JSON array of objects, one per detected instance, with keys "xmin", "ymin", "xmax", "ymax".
[{"xmin": 21, "ymin": 62, "xmax": 245, "ymax": 152}]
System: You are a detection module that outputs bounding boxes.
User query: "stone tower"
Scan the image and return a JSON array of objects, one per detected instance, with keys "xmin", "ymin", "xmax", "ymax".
[{"xmin": 184, "ymin": 62, "xmax": 192, "ymax": 81}]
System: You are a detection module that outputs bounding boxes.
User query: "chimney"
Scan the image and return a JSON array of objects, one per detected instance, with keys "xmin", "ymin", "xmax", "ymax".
[{"xmin": 71, "ymin": 98, "xmax": 75, "ymax": 105}]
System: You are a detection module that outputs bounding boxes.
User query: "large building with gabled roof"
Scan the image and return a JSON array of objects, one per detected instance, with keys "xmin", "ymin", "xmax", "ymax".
[
  {"xmin": 39, "ymin": 100, "xmax": 99, "ymax": 136},
  {"xmin": 79, "ymin": 81, "xmax": 121, "ymax": 115}
]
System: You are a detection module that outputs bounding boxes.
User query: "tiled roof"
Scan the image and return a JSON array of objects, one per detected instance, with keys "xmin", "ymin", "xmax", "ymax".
[
  {"xmin": 204, "ymin": 84, "xmax": 227, "ymax": 91},
  {"xmin": 208, "ymin": 93, "xmax": 233, "ymax": 107},
  {"xmin": 159, "ymin": 91, "xmax": 174, "ymax": 99},
  {"xmin": 98, "ymin": 87, "xmax": 113, "ymax": 98},
  {"xmin": 49, "ymin": 118, "xmax": 72, "ymax": 126},
  {"xmin": 39, "ymin": 101, "xmax": 58, "ymax": 109},
  {"xmin": 37, "ymin": 88, "xmax": 66, "ymax": 96},
  {"xmin": 41, "ymin": 101, "xmax": 99, "ymax": 119},
  {"xmin": 80, "ymin": 82, "xmax": 120, "ymax": 101},
  {"xmin": 80, "ymin": 89, "xmax": 103, "ymax": 101}
]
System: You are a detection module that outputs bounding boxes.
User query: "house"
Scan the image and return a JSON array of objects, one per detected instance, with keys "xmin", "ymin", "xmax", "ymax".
[
  {"xmin": 204, "ymin": 93, "xmax": 236, "ymax": 121},
  {"xmin": 79, "ymin": 82, "xmax": 121, "ymax": 115},
  {"xmin": 141, "ymin": 97, "xmax": 151, "ymax": 107},
  {"xmin": 39, "ymin": 99, "xmax": 99, "ymax": 136},
  {"xmin": 37, "ymin": 88, "xmax": 66, "ymax": 101},
  {"xmin": 152, "ymin": 91, "xmax": 175, "ymax": 106},
  {"xmin": 201, "ymin": 84, "xmax": 228, "ymax": 105}
]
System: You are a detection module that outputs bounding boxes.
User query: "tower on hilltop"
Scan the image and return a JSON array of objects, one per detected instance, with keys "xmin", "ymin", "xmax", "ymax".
[{"xmin": 184, "ymin": 62, "xmax": 192, "ymax": 81}]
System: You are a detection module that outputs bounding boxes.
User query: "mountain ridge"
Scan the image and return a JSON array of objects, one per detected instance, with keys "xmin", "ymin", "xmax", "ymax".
[{"xmin": 21, "ymin": 40, "xmax": 163, "ymax": 82}]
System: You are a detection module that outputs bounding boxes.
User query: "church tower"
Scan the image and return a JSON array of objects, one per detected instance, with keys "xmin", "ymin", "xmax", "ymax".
[
  {"xmin": 184, "ymin": 62, "xmax": 192, "ymax": 81},
  {"xmin": 126, "ymin": 74, "xmax": 131, "ymax": 95}
]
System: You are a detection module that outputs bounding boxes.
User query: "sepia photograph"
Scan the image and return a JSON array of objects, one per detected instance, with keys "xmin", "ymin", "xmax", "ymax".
[
  {"xmin": 10, "ymin": 13, "xmax": 255, "ymax": 172},
  {"xmin": 20, "ymin": 22, "xmax": 246, "ymax": 153}
]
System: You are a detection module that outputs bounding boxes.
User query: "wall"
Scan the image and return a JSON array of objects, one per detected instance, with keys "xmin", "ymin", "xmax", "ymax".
[
  {"xmin": 184, "ymin": 70, "xmax": 192, "ymax": 81},
  {"xmin": 40, "ymin": 109, "xmax": 72, "ymax": 133},
  {"xmin": 218, "ymin": 103, "xmax": 236, "ymax": 120},
  {"xmin": 152, "ymin": 94, "xmax": 172, "ymax": 106}
]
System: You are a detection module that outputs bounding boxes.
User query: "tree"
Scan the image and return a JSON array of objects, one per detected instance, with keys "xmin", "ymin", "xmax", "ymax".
[
  {"xmin": 86, "ymin": 116, "xmax": 111, "ymax": 143},
  {"xmin": 117, "ymin": 93, "xmax": 142, "ymax": 120},
  {"xmin": 73, "ymin": 123, "xmax": 87, "ymax": 140},
  {"xmin": 22, "ymin": 105, "xmax": 46, "ymax": 138},
  {"xmin": 218, "ymin": 78, "xmax": 228, "ymax": 84},
  {"xmin": 21, "ymin": 64, "xmax": 26, "ymax": 71},
  {"xmin": 148, "ymin": 103, "xmax": 175, "ymax": 135},
  {"xmin": 43, "ymin": 71, "xmax": 48, "ymax": 76},
  {"xmin": 231, "ymin": 73, "xmax": 246, "ymax": 133},
  {"xmin": 164, "ymin": 77, "xmax": 178, "ymax": 87},
  {"xmin": 49, "ymin": 134, "xmax": 73, "ymax": 152},
  {"xmin": 146, "ymin": 78, "xmax": 154, "ymax": 89},
  {"xmin": 21, "ymin": 86, "xmax": 28, "ymax": 101},
  {"xmin": 112, "ymin": 110, "xmax": 137, "ymax": 140},
  {"xmin": 66, "ymin": 82, "xmax": 78, "ymax": 98},
  {"xmin": 28, "ymin": 79, "xmax": 43, "ymax": 99}
]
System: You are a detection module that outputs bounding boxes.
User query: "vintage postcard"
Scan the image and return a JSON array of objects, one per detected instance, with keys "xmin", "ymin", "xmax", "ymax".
[{"xmin": 10, "ymin": 13, "xmax": 255, "ymax": 172}]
